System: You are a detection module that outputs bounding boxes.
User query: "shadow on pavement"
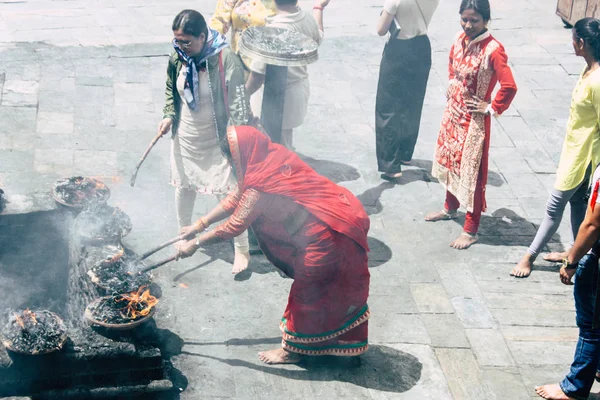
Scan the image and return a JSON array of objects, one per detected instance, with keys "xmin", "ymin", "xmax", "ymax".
[
  {"xmin": 180, "ymin": 343, "xmax": 421, "ymax": 394},
  {"xmin": 298, "ymin": 153, "xmax": 361, "ymax": 183}
]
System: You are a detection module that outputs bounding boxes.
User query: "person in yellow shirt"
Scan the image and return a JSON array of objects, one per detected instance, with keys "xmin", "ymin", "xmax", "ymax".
[
  {"xmin": 210, "ymin": 0, "xmax": 276, "ymax": 67},
  {"xmin": 511, "ymin": 17, "xmax": 600, "ymax": 279}
]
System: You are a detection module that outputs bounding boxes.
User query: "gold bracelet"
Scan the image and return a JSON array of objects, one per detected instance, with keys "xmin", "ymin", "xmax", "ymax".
[{"xmin": 194, "ymin": 217, "xmax": 208, "ymax": 232}]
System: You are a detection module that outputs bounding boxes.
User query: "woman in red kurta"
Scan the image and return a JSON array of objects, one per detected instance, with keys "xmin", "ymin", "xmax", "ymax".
[
  {"xmin": 425, "ymin": 0, "xmax": 517, "ymax": 250},
  {"xmin": 176, "ymin": 125, "xmax": 371, "ymax": 364}
]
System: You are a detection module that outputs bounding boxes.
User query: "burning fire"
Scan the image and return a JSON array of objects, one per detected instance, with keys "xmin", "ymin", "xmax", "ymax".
[
  {"xmin": 15, "ymin": 309, "xmax": 37, "ymax": 329},
  {"xmin": 107, "ymin": 246, "xmax": 125, "ymax": 264},
  {"xmin": 116, "ymin": 286, "xmax": 158, "ymax": 320},
  {"xmin": 91, "ymin": 175, "xmax": 123, "ymax": 185}
]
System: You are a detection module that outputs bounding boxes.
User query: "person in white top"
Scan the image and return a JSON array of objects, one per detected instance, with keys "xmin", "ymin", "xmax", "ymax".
[
  {"xmin": 245, "ymin": 0, "xmax": 328, "ymax": 149},
  {"xmin": 375, "ymin": 0, "xmax": 440, "ymax": 182}
]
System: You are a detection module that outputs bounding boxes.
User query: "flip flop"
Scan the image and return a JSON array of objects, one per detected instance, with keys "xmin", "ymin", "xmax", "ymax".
[{"xmin": 425, "ymin": 209, "xmax": 458, "ymax": 222}]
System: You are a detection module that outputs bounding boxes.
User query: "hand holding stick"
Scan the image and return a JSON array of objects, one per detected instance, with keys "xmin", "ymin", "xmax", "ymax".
[{"xmin": 130, "ymin": 118, "xmax": 172, "ymax": 187}]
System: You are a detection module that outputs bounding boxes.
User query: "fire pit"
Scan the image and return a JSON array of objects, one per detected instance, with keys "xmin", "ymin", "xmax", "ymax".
[
  {"xmin": 85, "ymin": 287, "xmax": 158, "ymax": 330},
  {"xmin": 74, "ymin": 204, "xmax": 132, "ymax": 244},
  {"xmin": 87, "ymin": 257, "xmax": 152, "ymax": 294},
  {"xmin": 51, "ymin": 176, "xmax": 110, "ymax": 209},
  {"xmin": 2, "ymin": 310, "xmax": 67, "ymax": 356},
  {"xmin": 0, "ymin": 188, "xmax": 171, "ymax": 398}
]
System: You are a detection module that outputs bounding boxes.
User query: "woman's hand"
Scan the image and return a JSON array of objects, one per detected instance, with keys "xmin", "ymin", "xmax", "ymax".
[
  {"xmin": 315, "ymin": 0, "xmax": 330, "ymax": 8},
  {"xmin": 176, "ymin": 240, "xmax": 199, "ymax": 259},
  {"xmin": 465, "ymin": 95, "xmax": 490, "ymax": 114},
  {"xmin": 158, "ymin": 118, "xmax": 173, "ymax": 136},
  {"xmin": 179, "ymin": 225, "xmax": 198, "ymax": 239}
]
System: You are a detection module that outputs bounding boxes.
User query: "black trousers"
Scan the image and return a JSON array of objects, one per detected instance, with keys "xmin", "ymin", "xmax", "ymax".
[{"xmin": 375, "ymin": 35, "xmax": 432, "ymax": 174}]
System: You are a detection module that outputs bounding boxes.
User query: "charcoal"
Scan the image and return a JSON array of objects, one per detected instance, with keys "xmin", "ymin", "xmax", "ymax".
[
  {"xmin": 2, "ymin": 310, "xmax": 67, "ymax": 355},
  {"xmin": 88, "ymin": 257, "xmax": 151, "ymax": 294},
  {"xmin": 75, "ymin": 204, "xmax": 132, "ymax": 242},
  {"xmin": 53, "ymin": 177, "xmax": 109, "ymax": 208}
]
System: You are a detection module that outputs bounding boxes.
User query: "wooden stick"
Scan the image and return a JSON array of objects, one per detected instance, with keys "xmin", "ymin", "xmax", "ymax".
[
  {"xmin": 130, "ymin": 131, "xmax": 164, "ymax": 187},
  {"xmin": 135, "ymin": 235, "xmax": 186, "ymax": 262},
  {"xmin": 140, "ymin": 255, "xmax": 179, "ymax": 273}
]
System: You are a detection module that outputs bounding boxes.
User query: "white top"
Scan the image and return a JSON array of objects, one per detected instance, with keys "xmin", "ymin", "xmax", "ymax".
[
  {"xmin": 383, "ymin": 0, "xmax": 440, "ymax": 40},
  {"xmin": 170, "ymin": 65, "xmax": 234, "ymax": 194},
  {"xmin": 249, "ymin": 8, "xmax": 323, "ymax": 83}
]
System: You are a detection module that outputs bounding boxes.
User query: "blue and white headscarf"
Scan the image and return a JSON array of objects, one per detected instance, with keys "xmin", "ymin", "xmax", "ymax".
[{"xmin": 173, "ymin": 28, "xmax": 228, "ymax": 111}]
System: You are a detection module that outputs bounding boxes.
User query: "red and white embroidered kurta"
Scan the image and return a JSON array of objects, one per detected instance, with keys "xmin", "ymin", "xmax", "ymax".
[{"xmin": 432, "ymin": 31, "xmax": 517, "ymax": 212}]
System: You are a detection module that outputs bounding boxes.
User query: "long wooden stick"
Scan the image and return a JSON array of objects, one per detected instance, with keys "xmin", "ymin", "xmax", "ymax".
[
  {"xmin": 140, "ymin": 255, "xmax": 179, "ymax": 273},
  {"xmin": 135, "ymin": 235, "xmax": 186, "ymax": 262},
  {"xmin": 130, "ymin": 131, "xmax": 164, "ymax": 187}
]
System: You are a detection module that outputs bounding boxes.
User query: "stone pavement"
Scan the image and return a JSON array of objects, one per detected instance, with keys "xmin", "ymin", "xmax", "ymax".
[{"xmin": 0, "ymin": 0, "xmax": 595, "ymax": 398}]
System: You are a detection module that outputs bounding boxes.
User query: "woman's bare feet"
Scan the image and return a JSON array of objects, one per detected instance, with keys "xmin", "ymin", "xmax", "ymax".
[
  {"xmin": 511, "ymin": 254, "xmax": 534, "ymax": 278},
  {"xmin": 232, "ymin": 251, "xmax": 250, "ymax": 274},
  {"xmin": 543, "ymin": 251, "xmax": 569, "ymax": 263},
  {"xmin": 450, "ymin": 232, "xmax": 478, "ymax": 250},
  {"xmin": 534, "ymin": 384, "xmax": 573, "ymax": 399},
  {"xmin": 425, "ymin": 209, "xmax": 458, "ymax": 222},
  {"xmin": 258, "ymin": 348, "xmax": 302, "ymax": 365}
]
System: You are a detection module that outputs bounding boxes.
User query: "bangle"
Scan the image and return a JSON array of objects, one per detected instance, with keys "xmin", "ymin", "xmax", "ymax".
[
  {"xmin": 562, "ymin": 258, "xmax": 578, "ymax": 270},
  {"xmin": 313, "ymin": 6, "xmax": 323, "ymax": 10},
  {"xmin": 195, "ymin": 232, "xmax": 201, "ymax": 247},
  {"xmin": 194, "ymin": 217, "xmax": 208, "ymax": 232}
]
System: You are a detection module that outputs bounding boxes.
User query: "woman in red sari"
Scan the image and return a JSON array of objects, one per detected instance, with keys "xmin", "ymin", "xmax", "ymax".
[
  {"xmin": 177, "ymin": 125, "xmax": 371, "ymax": 364},
  {"xmin": 425, "ymin": 0, "xmax": 517, "ymax": 249}
]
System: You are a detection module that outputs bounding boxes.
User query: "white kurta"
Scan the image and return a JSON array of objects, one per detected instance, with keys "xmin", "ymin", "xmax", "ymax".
[{"xmin": 170, "ymin": 65, "xmax": 234, "ymax": 194}]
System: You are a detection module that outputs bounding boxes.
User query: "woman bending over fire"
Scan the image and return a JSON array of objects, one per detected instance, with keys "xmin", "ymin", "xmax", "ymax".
[{"xmin": 177, "ymin": 125, "xmax": 371, "ymax": 364}]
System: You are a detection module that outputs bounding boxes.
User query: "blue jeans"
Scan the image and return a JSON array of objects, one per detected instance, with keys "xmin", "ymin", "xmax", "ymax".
[{"xmin": 560, "ymin": 254, "xmax": 600, "ymax": 399}]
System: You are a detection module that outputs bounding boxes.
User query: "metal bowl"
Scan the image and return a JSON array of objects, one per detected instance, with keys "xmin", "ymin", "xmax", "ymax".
[
  {"xmin": 51, "ymin": 177, "xmax": 110, "ymax": 209},
  {"xmin": 84, "ymin": 296, "xmax": 156, "ymax": 331},
  {"xmin": 2, "ymin": 311, "xmax": 68, "ymax": 356},
  {"xmin": 239, "ymin": 26, "xmax": 319, "ymax": 67}
]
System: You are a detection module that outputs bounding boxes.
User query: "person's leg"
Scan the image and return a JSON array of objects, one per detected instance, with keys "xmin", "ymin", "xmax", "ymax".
[
  {"xmin": 424, "ymin": 191, "xmax": 459, "ymax": 221},
  {"xmin": 512, "ymin": 187, "xmax": 579, "ymax": 278},
  {"xmin": 450, "ymin": 175, "xmax": 483, "ymax": 250},
  {"xmin": 215, "ymin": 193, "xmax": 251, "ymax": 274},
  {"xmin": 175, "ymin": 187, "xmax": 197, "ymax": 229},
  {"xmin": 281, "ymin": 129, "xmax": 294, "ymax": 150},
  {"xmin": 536, "ymin": 254, "xmax": 600, "ymax": 399}
]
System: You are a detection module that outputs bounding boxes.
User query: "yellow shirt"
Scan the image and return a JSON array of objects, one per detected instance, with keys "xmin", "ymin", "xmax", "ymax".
[
  {"xmin": 555, "ymin": 67, "xmax": 600, "ymax": 191},
  {"xmin": 210, "ymin": 0, "xmax": 276, "ymax": 54}
]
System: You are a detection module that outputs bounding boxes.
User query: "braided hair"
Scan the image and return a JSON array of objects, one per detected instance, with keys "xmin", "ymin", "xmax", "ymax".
[{"xmin": 574, "ymin": 18, "xmax": 600, "ymax": 62}]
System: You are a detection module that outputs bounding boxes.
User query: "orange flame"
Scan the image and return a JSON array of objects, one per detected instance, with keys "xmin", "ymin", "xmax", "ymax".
[
  {"xmin": 15, "ymin": 309, "xmax": 37, "ymax": 329},
  {"xmin": 107, "ymin": 247, "xmax": 125, "ymax": 264},
  {"xmin": 116, "ymin": 286, "xmax": 158, "ymax": 320}
]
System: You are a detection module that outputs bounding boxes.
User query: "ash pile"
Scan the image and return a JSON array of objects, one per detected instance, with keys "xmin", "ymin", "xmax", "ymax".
[{"xmin": 0, "ymin": 177, "xmax": 176, "ymax": 399}]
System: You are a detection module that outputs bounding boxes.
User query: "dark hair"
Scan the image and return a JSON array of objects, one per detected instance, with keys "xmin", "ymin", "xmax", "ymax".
[
  {"xmin": 219, "ymin": 134, "xmax": 234, "ymax": 169},
  {"xmin": 574, "ymin": 18, "xmax": 600, "ymax": 61},
  {"xmin": 275, "ymin": 0, "xmax": 298, "ymax": 6},
  {"xmin": 172, "ymin": 9, "xmax": 208, "ymax": 38},
  {"xmin": 459, "ymin": 0, "xmax": 491, "ymax": 22}
]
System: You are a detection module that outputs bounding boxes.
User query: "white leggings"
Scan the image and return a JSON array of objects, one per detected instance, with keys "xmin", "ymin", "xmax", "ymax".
[{"xmin": 175, "ymin": 187, "xmax": 250, "ymax": 254}]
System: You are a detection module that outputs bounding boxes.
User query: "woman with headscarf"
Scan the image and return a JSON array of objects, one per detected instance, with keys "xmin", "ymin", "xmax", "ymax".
[
  {"xmin": 158, "ymin": 10, "xmax": 252, "ymax": 274},
  {"xmin": 176, "ymin": 125, "xmax": 371, "ymax": 364}
]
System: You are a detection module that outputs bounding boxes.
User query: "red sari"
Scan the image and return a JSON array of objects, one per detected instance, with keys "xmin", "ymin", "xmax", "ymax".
[
  {"xmin": 213, "ymin": 126, "xmax": 371, "ymax": 356},
  {"xmin": 432, "ymin": 31, "xmax": 517, "ymax": 213}
]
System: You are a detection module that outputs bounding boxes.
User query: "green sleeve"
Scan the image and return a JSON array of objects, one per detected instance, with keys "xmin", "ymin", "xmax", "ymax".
[
  {"xmin": 223, "ymin": 52, "xmax": 251, "ymax": 126},
  {"xmin": 162, "ymin": 58, "xmax": 176, "ymax": 120}
]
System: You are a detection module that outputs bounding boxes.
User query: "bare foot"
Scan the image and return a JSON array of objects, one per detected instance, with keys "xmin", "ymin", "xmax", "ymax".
[
  {"xmin": 534, "ymin": 384, "xmax": 572, "ymax": 399},
  {"xmin": 232, "ymin": 251, "xmax": 250, "ymax": 274},
  {"xmin": 258, "ymin": 348, "xmax": 302, "ymax": 365},
  {"xmin": 425, "ymin": 209, "xmax": 458, "ymax": 222},
  {"xmin": 450, "ymin": 233, "xmax": 478, "ymax": 250},
  {"xmin": 543, "ymin": 251, "xmax": 569, "ymax": 263},
  {"xmin": 381, "ymin": 172, "xmax": 402, "ymax": 183},
  {"xmin": 511, "ymin": 254, "xmax": 533, "ymax": 278}
]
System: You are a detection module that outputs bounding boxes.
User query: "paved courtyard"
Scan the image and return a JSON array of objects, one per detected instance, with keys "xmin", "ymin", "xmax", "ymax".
[{"xmin": 0, "ymin": 0, "xmax": 596, "ymax": 398}]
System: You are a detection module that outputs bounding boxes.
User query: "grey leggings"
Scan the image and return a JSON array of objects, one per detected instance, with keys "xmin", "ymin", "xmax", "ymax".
[{"xmin": 527, "ymin": 180, "xmax": 589, "ymax": 258}]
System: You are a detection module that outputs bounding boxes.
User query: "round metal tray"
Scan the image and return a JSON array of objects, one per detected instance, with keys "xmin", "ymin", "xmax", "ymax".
[
  {"xmin": 74, "ymin": 206, "xmax": 132, "ymax": 244},
  {"xmin": 239, "ymin": 26, "xmax": 319, "ymax": 67},
  {"xmin": 51, "ymin": 177, "xmax": 110, "ymax": 209},
  {"xmin": 2, "ymin": 311, "xmax": 68, "ymax": 356},
  {"xmin": 85, "ymin": 296, "xmax": 156, "ymax": 331}
]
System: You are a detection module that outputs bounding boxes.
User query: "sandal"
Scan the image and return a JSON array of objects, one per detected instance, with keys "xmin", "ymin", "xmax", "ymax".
[{"xmin": 425, "ymin": 209, "xmax": 458, "ymax": 222}]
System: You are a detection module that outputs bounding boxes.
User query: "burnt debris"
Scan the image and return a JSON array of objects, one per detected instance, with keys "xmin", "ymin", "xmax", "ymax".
[{"xmin": 2, "ymin": 310, "xmax": 67, "ymax": 355}]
